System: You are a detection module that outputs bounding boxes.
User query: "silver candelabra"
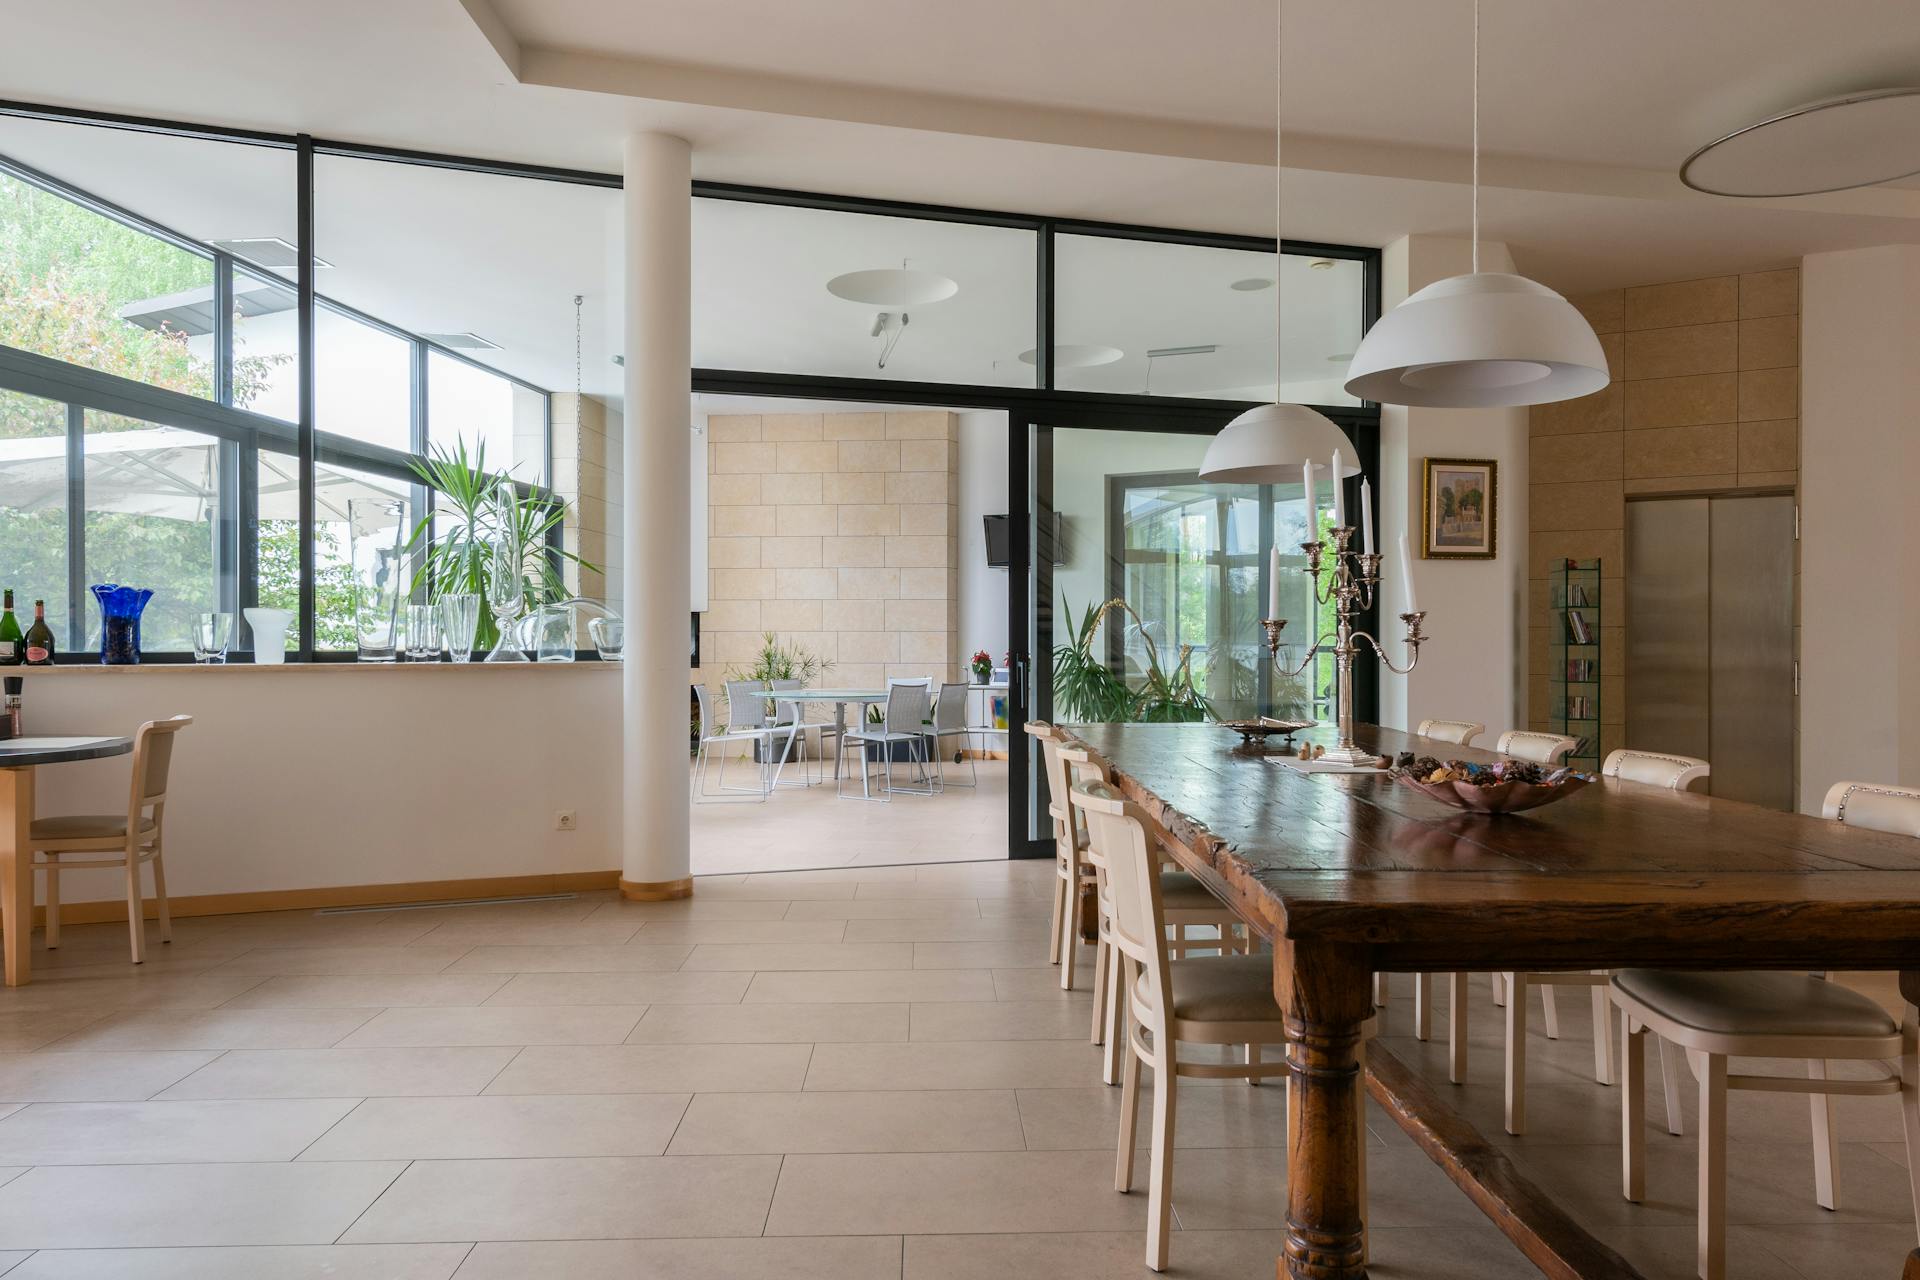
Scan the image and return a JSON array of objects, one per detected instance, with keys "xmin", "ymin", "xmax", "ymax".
[{"xmin": 1262, "ymin": 526, "xmax": 1429, "ymax": 767}]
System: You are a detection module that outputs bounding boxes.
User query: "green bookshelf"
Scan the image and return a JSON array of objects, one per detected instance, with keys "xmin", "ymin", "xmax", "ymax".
[{"xmin": 1549, "ymin": 558, "xmax": 1602, "ymax": 770}]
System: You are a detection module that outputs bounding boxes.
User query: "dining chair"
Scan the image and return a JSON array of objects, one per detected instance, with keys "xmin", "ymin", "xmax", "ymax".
[
  {"xmin": 1026, "ymin": 722, "xmax": 1092, "ymax": 988},
  {"xmin": 691, "ymin": 681, "xmax": 793, "ymax": 802},
  {"xmin": 1417, "ymin": 718, "xmax": 1486, "ymax": 747},
  {"xmin": 838, "ymin": 679, "xmax": 934, "ymax": 801},
  {"xmin": 769, "ymin": 678, "xmax": 827, "ymax": 787},
  {"xmin": 1613, "ymin": 967, "xmax": 1917, "ymax": 1280},
  {"xmin": 1497, "ymin": 748, "xmax": 1710, "ymax": 1135},
  {"xmin": 925, "ymin": 682, "xmax": 977, "ymax": 790},
  {"xmin": 1822, "ymin": 779, "xmax": 1920, "ymax": 835},
  {"xmin": 1495, "ymin": 729, "xmax": 1581, "ymax": 765},
  {"xmin": 34, "ymin": 715, "xmax": 192, "ymax": 963},
  {"xmin": 1072, "ymin": 776, "xmax": 1329, "ymax": 1273},
  {"xmin": 1058, "ymin": 742, "xmax": 1250, "ymax": 1086}
]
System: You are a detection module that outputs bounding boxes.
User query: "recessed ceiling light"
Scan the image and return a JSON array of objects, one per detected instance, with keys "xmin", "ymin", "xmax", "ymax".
[
  {"xmin": 422, "ymin": 331, "xmax": 501, "ymax": 351},
  {"xmin": 1681, "ymin": 87, "xmax": 1920, "ymax": 196},
  {"xmin": 1016, "ymin": 344, "xmax": 1124, "ymax": 369},
  {"xmin": 1308, "ymin": 259, "xmax": 1336, "ymax": 270},
  {"xmin": 826, "ymin": 268, "xmax": 959, "ymax": 306},
  {"xmin": 1230, "ymin": 277, "xmax": 1274, "ymax": 292}
]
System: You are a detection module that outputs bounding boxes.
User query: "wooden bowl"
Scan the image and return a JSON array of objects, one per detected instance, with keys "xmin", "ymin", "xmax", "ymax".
[
  {"xmin": 1217, "ymin": 718, "xmax": 1315, "ymax": 748},
  {"xmin": 1395, "ymin": 772, "xmax": 1590, "ymax": 815}
]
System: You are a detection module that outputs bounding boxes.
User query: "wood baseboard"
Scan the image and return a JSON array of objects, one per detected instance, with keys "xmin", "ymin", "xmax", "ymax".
[
  {"xmin": 34, "ymin": 870, "xmax": 621, "ymax": 926},
  {"xmin": 619, "ymin": 876, "xmax": 693, "ymax": 901}
]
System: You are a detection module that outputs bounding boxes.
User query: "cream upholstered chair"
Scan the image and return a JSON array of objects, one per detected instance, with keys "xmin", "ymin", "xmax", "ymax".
[
  {"xmin": 1029, "ymin": 722, "xmax": 1099, "ymax": 992},
  {"xmin": 1495, "ymin": 748, "xmax": 1710, "ymax": 1135},
  {"xmin": 1058, "ymin": 742, "xmax": 1247, "ymax": 1086},
  {"xmin": 34, "ymin": 715, "xmax": 192, "ymax": 963},
  {"xmin": 1823, "ymin": 779, "xmax": 1920, "ymax": 834},
  {"xmin": 1072, "ymin": 777, "xmax": 1371, "ymax": 1272},
  {"xmin": 1495, "ymin": 729, "xmax": 1580, "ymax": 765},
  {"xmin": 1417, "ymin": 718, "xmax": 1486, "ymax": 747}
]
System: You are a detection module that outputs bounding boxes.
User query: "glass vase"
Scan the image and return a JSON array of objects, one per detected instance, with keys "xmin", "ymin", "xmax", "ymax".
[
  {"xmin": 89, "ymin": 584, "xmax": 153, "ymax": 665},
  {"xmin": 483, "ymin": 480, "xmax": 528, "ymax": 662},
  {"xmin": 349, "ymin": 497, "xmax": 408, "ymax": 662}
]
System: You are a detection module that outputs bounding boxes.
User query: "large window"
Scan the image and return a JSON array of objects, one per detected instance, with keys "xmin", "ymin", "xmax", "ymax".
[{"xmin": 0, "ymin": 388, "xmax": 70, "ymax": 643}]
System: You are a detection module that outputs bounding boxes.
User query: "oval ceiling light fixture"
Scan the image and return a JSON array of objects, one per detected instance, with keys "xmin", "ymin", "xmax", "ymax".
[
  {"xmin": 1016, "ymin": 344, "xmax": 1124, "ymax": 368},
  {"xmin": 825, "ymin": 268, "xmax": 959, "ymax": 306},
  {"xmin": 1344, "ymin": 0, "xmax": 1607, "ymax": 409},
  {"xmin": 1200, "ymin": 0, "xmax": 1352, "ymax": 486},
  {"xmin": 1230, "ymin": 277, "xmax": 1274, "ymax": 292},
  {"xmin": 1680, "ymin": 87, "xmax": 1920, "ymax": 197}
]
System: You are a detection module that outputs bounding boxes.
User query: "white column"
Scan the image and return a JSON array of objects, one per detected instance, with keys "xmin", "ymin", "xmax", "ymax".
[{"xmin": 621, "ymin": 132, "xmax": 693, "ymax": 900}]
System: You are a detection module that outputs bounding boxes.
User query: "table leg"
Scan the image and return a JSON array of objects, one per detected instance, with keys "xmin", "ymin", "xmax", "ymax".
[
  {"xmin": 1, "ymin": 767, "xmax": 33, "ymax": 988},
  {"xmin": 832, "ymin": 702, "xmax": 847, "ymax": 780},
  {"xmin": 1277, "ymin": 937, "xmax": 1371, "ymax": 1279}
]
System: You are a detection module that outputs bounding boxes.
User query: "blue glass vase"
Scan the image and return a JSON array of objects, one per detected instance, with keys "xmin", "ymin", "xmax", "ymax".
[{"xmin": 90, "ymin": 584, "xmax": 154, "ymax": 665}]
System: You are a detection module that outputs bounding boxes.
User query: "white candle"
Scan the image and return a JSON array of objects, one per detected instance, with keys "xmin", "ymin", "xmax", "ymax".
[
  {"xmin": 1398, "ymin": 533, "xmax": 1419, "ymax": 615},
  {"xmin": 1300, "ymin": 457, "xmax": 1315, "ymax": 533},
  {"xmin": 1331, "ymin": 449, "xmax": 1345, "ymax": 527},
  {"xmin": 1268, "ymin": 547, "xmax": 1281, "ymax": 619},
  {"xmin": 1359, "ymin": 478, "xmax": 1374, "ymax": 555}
]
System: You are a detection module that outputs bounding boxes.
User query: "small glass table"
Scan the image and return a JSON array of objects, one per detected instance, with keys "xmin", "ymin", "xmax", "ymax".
[{"xmin": 777, "ymin": 690, "xmax": 889, "ymax": 780}]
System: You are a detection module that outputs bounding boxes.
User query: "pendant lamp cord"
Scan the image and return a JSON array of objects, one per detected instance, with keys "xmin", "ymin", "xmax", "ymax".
[
  {"xmin": 1471, "ymin": 0, "xmax": 1480, "ymax": 274},
  {"xmin": 1274, "ymin": 0, "xmax": 1284, "ymax": 403}
]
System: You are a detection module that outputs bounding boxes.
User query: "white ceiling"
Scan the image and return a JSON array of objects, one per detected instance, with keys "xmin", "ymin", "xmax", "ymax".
[{"xmin": 3, "ymin": 0, "xmax": 1919, "ymax": 299}]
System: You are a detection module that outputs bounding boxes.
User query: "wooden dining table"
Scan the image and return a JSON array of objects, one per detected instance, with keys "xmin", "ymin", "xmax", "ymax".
[
  {"xmin": 1, "ymin": 735, "xmax": 134, "ymax": 988},
  {"xmin": 1067, "ymin": 720, "xmax": 1920, "ymax": 1280}
]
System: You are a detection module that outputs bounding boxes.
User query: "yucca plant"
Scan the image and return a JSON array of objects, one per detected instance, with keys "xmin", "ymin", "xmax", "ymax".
[
  {"xmin": 405, "ymin": 439, "xmax": 596, "ymax": 650},
  {"xmin": 1051, "ymin": 597, "xmax": 1212, "ymax": 724}
]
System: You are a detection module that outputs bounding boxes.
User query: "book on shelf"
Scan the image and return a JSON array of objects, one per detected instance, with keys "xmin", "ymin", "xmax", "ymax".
[
  {"xmin": 1566, "ymin": 609, "xmax": 1593, "ymax": 645},
  {"xmin": 1564, "ymin": 658, "xmax": 1596, "ymax": 682}
]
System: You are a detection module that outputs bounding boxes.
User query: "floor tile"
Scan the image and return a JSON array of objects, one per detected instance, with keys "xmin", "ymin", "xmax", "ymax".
[
  {"xmin": 0, "ymin": 1099, "xmax": 357, "ymax": 1163},
  {"xmin": 3, "ymin": 1245, "xmax": 469, "ymax": 1280},
  {"xmin": 482, "ymin": 972, "xmax": 749, "ymax": 1006},
  {"xmin": 484, "ymin": 1043, "xmax": 810, "ymax": 1094},
  {"xmin": 843, "ymin": 917, "xmax": 1049, "ymax": 943},
  {"xmin": 909, "ymin": 1001, "xmax": 1090, "ymax": 1041},
  {"xmin": 196, "ymin": 915, "xmax": 442, "ymax": 949},
  {"xmin": 156, "ymin": 1047, "xmax": 518, "ymax": 1099},
  {"xmin": 668, "ymin": 1089, "xmax": 1025, "ymax": 1154},
  {"xmin": 692, "ymin": 879, "xmax": 857, "ymax": 900},
  {"xmin": 805, "ymin": 1040, "xmax": 1107, "ymax": 1091},
  {"xmin": 1747, "ymin": 1219, "xmax": 1920, "ymax": 1280},
  {"xmin": 626, "ymin": 1002, "xmax": 908, "ymax": 1044},
  {"xmin": 627, "ymin": 919, "xmax": 848, "ymax": 944},
  {"xmin": 992, "ymin": 967, "xmax": 1096, "ymax": 1000},
  {"xmin": 46, "ymin": 1009, "xmax": 375, "ymax": 1051},
  {"xmin": 299, "ymin": 1093, "xmax": 690, "ymax": 1160},
  {"xmin": 0, "ymin": 1012, "xmax": 113, "ymax": 1053},
  {"xmin": 0, "ymin": 972, "xmax": 268, "ymax": 1014},
  {"xmin": 681, "ymin": 942, "xmax": 912, "ymax": 971},
  {"xmin": 221, "ymin": 974, "xmax": 509, "ymax": 1009},
  {"xmin": 0, "ymin": 1162, "xmax": 407, "ymax": 1247},
  {"xmin": 338, "ymin": 1005, "xmax": 646, "ymax": 1047},
  {"xmin": 406, "ymin": 919, "xmax": 643, "ymax": 947},
  {"xmin": 1015, "ymin": 1083, "xmax": 1290, "ymax": 1151},
  {"xmin": 913, "ymin": 940, "xmax": 1053, "ymax": 969},
  {"xmin": 442, "ymin": 944, "xmax": 692, "ymax": 973},
  {"xmin": 342, "ymin": 1155, "xmax": 780, "ymax": 1242},
  {"xmin": 0, "ymin": 1052, "xmax": 218, "ymax": 1102},
  {"xmin": 452, "ymin": 1237, "xmax": 900, "ymax": 1280},
  {"xmin": 783, "ymin": 899, "xmax": 982, "ymax": 921},
  {"xmin": 586, "ymin": 899, "xmax": 791, "ymax": 923},
  {"xmin": 210, "ymin": 946, "xmax": 473, "ymax": 975},
  {"xmin": 745, "ymin": 969, "xmax": 995, "ymax": 1004},
  {"xmin": 764, "ymin": 1150, "xmax": 1148, "ymax": 1235}
]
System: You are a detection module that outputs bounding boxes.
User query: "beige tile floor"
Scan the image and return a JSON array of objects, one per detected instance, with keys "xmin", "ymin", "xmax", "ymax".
[
  {"xmin": 0, "ymin": 859, "xmax": 1911, "ymax": 1278},
  {"xmin": 691, "ymin": 755, "xmax": 1008, "ymax": 876}
]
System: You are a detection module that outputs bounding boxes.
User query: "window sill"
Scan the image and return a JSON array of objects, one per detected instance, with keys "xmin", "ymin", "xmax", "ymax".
[{"xmin": 13, "ymin": 661, "xmax": 620, "ymax": 674}]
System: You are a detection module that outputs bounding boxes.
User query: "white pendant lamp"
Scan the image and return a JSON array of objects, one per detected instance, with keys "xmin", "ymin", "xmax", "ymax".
[
  {"xmin": 1200, "ymin": 0, "xmax": 1353, "ymax": 485},
  {"xmin": 1343, "ymin": 0, "xmax": 1608, "ymax": 409}
]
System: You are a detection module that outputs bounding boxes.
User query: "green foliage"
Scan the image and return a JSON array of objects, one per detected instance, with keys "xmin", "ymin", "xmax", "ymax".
[
  {"xmin": 731, "ymin": 632, "xmax": 825, "ymax": 686},
  {"xmin": 406, "ymin": 438, "xmax": 594, "ymax": 651},
  {"xmin": 1050, "ymin": 597, "xmax": 1212, "ymax": 724}
]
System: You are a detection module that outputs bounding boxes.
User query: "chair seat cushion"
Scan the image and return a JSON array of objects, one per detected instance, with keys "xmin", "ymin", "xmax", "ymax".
[
  {"xmin": 1611, "ymin": 969, "xmax": 1897, "ymax": 1039},
  {"xmin": 1159, "ymin": 870, "xmax": 1227, "ymax": 912},
  {"xmin": 1139, "ymin": 954, "xmax": 1284, "ymax": 1024},
  {"xmin": 32, "ymin": 814, "xmax": 154, "ymax": 841}
]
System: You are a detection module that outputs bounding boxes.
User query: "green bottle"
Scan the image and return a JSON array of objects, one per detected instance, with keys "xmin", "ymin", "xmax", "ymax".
[{"xmin": 0, "ymin": 591, "xmax": 22, "ymax": 666}]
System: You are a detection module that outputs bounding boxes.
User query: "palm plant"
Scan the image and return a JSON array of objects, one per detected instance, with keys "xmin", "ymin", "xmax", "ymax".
[
  {"xmin": 1051, "ymin": 597, "xmax": 1213, "ymax": 724},
  {"xmin": 406, "ymin": 439, "xmax": 595, "ymax": 650}
]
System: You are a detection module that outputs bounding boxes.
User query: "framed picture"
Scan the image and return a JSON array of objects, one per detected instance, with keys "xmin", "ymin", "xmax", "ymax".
[{"xmin": 1421, "ymin": 458, "xmax": 1498, "ymax": 559}]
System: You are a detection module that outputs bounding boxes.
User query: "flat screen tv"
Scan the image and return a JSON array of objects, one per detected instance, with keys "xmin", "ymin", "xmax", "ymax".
[{"xmin": 984, "ymin": 513, "xmax": 1063, "ymax": 567}]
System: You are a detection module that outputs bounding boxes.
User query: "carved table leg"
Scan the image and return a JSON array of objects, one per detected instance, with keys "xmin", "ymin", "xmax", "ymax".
[
  {"xmin": 1277, "ymin": 938, "xmax": 1372, "ymax": 1280},
  {"xmin": 1900, "ymin": 974, "xmax": 1920, "ymax": 1280}
]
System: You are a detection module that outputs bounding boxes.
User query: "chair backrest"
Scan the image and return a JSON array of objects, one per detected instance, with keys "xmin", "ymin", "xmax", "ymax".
[
  {"xmin": 1602, "ymin": 748, "xmax": 1710, "ymax": 792},
  {"xmin": 882, "ymin": 679, "xmax": 930, "ymax": 734},
  {"xmin": 1418, "ymin": 718, "xmax": 1486, "ymax": 747},
  {"xmin": 1056, "ymin": 744, "xmax": 1112, "ymax": 867},
  {"xmin": 129, "ymin": 715, "xmax": 192, "ymax": 824},
  {"xmin": 769, "ymin": 678, "xmax": 803, "ymax": 727},
  {"xmin": 693, "ymin": 682, "xmax": 717, "ymax": 738},
  {"xmin": 1822, "ymin": 780, "xmax": 1920, "ymax": 835},
  {"xmin": 1072, "ymin": 778, "xmax": 1171, "ymax": 1034},
  {"xmin": 723, "ymin": 679, "xmax": 769, "ymax": 731},
  {"xmin": 1496, "ymin": 729, "xmax": 1580, "ymax": 766},
  {"xmin": 932, "ymin": 682, "xmax": 969, "ymax": 733}
]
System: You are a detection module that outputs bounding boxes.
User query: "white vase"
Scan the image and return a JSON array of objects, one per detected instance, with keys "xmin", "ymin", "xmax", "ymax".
[{"xmin": 243, "ymin": 607, "xmax": 293, "ymax": 665}]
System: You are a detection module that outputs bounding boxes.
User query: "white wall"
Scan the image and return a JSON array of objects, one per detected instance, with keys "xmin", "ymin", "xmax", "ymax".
[
  {"xmin": 956, "ymin": 410, "xmax": 1010, "ymax": 665},
  {"xmin": 1375, "ymin": 235, "xmax": 1530, "ymax": 737},
  {"xmin": 1799, "ymin": 245, "xmax": 1920, "ymax": 811},
  {"xmin": 23, "ymin": 667, "xmax": 622, "ymax": 908}
]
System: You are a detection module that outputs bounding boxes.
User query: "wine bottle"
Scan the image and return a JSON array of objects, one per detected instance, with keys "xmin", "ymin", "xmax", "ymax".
[
  {"xmin": 23, "ymin": 600, "xmax": 55, "ymax": 666},
  {"xmin": 0, "ymin": 590, "xmax": 21, "ymax": 666}
]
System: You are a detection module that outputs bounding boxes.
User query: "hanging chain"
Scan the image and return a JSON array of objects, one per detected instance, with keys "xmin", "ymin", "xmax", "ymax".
[
  {"xmin": 1274, "ymin": 0, "xmax": 1285, "ymax": 398},
  {"xmin": 1471, "ymin": 0, "xmax": 1480, "ymax": 274},
  {"xmin": 571, "ymin": 296, "xmax": 585, "ymax": 546}
]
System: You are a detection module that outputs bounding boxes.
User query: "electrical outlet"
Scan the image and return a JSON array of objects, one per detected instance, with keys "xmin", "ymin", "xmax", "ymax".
[{"xmin": 555, "ymin": 810, "xmax": 577, "ymax": 832}]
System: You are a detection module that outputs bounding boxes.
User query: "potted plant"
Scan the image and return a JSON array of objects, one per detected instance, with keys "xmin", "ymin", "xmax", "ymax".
[
  {"xmin": 730, "ymin": 633, "xmax": 825, "ymax": 761},
  {"xmin": 970, "ymin": 649, "xmax": 992, "ymax": 684},
  {"xmin": 406, "ymin": 440, "xmax": 595, "ymax": 652},
  {"xmin": 1051, "ymin": 597, "xmax": 1213, "ymax": 724}
]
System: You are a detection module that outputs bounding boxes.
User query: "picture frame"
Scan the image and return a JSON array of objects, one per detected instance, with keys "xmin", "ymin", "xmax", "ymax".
[{"xmin": 1421, "ymin": 457, "xmax": 1498, "ymax": 559}]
